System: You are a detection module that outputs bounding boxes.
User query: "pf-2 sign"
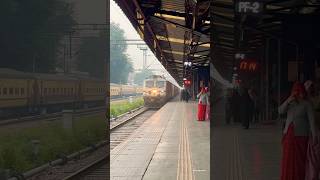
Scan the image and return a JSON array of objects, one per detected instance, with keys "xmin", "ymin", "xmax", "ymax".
[{"xmin": 236, "ymin": 1, "xmax": 264, "ymax": 14}]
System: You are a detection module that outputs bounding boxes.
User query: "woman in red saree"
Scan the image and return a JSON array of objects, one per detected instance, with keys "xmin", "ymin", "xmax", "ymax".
[
  {"xmin": 279, "ymin": 82, "xmax": 317, "ymax": 180},
  {"xmin": 197, "ymin": 87, "xmax": 208, "ymax": 121}
]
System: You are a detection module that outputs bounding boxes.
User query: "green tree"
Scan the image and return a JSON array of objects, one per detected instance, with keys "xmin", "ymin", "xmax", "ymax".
[
  {"xmin": 77, "ymin": 31, "xmax": 107, "ymax": 79},
  {"xmin": 0, "ymin": 0, "xmax": 75, "ymax": 72},
  {"xmin": 110, "ymin": 22, "xmax": 133, "ymax": 83},
  {"xmin": 134, "ymin": 69, "xmax": 154, "ymax": 85}
]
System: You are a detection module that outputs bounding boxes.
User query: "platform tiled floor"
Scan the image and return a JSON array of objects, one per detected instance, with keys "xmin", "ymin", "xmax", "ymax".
[
  {"xmin": 212, "ymin": 97, "xmax": 282, "ymax": 180},
  {"xmin": 110, "ymin": 100, "xmax": 210, "ymax": 180}
]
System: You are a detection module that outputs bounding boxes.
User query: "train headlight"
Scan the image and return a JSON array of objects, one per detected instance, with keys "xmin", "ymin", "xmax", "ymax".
[
  {"xmin": 160, "ymin": 90, "xmax": 165, "ymax": 95},
  {"xmin": 152, "ymin": 89, "xmax": 157, "ymax": 93}
]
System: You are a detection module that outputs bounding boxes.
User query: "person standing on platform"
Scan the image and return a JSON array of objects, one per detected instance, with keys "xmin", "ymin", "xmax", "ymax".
[
  {"xmin": 225, "ymin": 89, "xmax": 233, "ymax": 124},
  {"xmin": 205, "ymin": 87, "xmax": 210, "ymax": 121},
  {"xmin": 180, "ymin": 89, "xmax": 184, "ymax": 101},
  {"xmin": 197, "ymin": 87, "xmax": 208, "ymax": 121},
  {"xmin": 304, "ymin": 80, "xmax": 320, "ymax": 180},
  {"xmin": 278, "ymin": 81, "xmax": 318, "ymax": 180},
  {"xmin": 248, "ymin": 88, "xmax": 259, "ymax": 123},
  {"xmin": 239, "ymin": 86, "xmax": 253, "ymax": 129},
  {"xmin": 185, "ymin": 89, "xmax": 190, "ymax": 102},
  {"xmin": 232, "ymin": 89, "xmax": 241, "ymax": 123}
]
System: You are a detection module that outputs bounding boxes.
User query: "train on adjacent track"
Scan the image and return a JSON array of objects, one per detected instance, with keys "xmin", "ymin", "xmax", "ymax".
[
  {"xmin": 0, "ymin": 69, "xmax": 144, "ymax": 118},
  {"xmin": 0, "ymin": 68, "xmax": 107, "ymax": 118},
  {"xmin": 110, "ymin": 83, "xmax": 143, "ymax": 98},
  {"xmin": 142, "ymin": 75, "xmax": 179, "ymax": 108}
]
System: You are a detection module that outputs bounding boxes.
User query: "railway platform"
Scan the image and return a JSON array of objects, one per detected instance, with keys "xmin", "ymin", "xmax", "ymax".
[
  {"xmin": 212, "ymin": 98, "xmax": 282, "ymax": 180},
  {"xmin": 110, "ymin": 100, "xmax": 210, "ymax": 180}
]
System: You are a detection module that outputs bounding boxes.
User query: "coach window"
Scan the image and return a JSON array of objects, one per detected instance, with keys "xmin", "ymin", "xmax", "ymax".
[
  {"xmin": 156, "ymin": 81, "xmax": 165, "ymax": 88},
  {"xmin": 21, "ymin": 88, "xmax": 25, "ymax": 95},
  {"xmin": 3, "ymin": 88, "xmax": 7, "ymax": 95},
  {"xmin": 44, "ymin": 88, "xmax": 47, "ymax": 95},
  {"xmin": 15, "ymin": 88, "xmax": 19, "ymax": 95},
  {"xmin": 71, "ymin": 88, "xmax": 73, "ymax": 94},
  {"xmin": 64, "ymin": 88, "xmax": 66, "ymax": 95},
  {"xmin": 9, "ymin": 88, "xmax": 13, "ymax": 95}
]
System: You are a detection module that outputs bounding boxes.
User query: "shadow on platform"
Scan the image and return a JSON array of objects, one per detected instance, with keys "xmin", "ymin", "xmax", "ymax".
[{"xmin": 212, "ymin": 98, "xmax": 282, "ymax": 180}]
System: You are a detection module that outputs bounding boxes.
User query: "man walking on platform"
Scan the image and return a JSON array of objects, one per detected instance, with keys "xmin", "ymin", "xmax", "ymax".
[
  {"xmin": 225, "ymin": 89, "xmax": 233, "ymax": 124},
  {"xmin": 185, "ymin": 89, "xmax": 190, "ymax": 102},
  {"xmin": 232, "ymin": 89, "xmax": 241, "ymax": 123},
  {"xmin": 239, "ymin": 86, "xmax": 253, "ymax": 129}
]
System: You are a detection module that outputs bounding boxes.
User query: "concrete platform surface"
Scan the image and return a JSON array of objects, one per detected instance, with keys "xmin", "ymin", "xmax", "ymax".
[
  {"xmin": 110, "ymin": 100, "xmax": 210, "ymax": 180},
  {"xmin": 212, "ymin": 97, "xmax": 282, "ymax": 180}
]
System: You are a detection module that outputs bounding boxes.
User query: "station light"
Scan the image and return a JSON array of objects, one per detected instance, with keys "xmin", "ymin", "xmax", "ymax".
[
  {"xmin": 184, "ymin": 61, "xmax": 192, "ymax": 67},
  {"xmin": 235, "ymin": 53, "xmax": 245, "ymax": 60},
  {"xmin": 183, "ymin": 79, "xmax": 191, "ymax": 86}
]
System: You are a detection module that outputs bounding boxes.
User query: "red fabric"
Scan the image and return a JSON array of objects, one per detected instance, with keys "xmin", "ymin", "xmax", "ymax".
[
  {"xmin": 198, "ymin": 104, "xmax": 206, "ymax": 121},
  {"xmin": 281, "ymin": 123, "xmax": 309, "ymax": 180},
  {"xmin": 291, "ymin": 81, "xmax": 307, "ymax": 98},
  {"xmin": 306, "ymin": 138, "xmax": 320, "ymax": 180}
]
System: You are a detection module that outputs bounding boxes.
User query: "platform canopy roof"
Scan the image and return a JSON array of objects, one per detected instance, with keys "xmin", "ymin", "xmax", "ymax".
[
  {"xmin": 211, "ymin": 0, "xmax": 320, "ymax": 81},
  {"xmin": 114, "ymin": 0, "xmax": 210, "ymax": 85}
]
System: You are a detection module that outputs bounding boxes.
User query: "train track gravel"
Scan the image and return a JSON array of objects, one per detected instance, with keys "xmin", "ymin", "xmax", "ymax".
[{"xmin": 62, "ymin": 109, "xmax": 156, "ymax": 180}]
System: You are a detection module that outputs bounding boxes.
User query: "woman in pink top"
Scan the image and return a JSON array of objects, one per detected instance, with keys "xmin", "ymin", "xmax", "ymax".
[{"xmin": 197, "ymin": 87, "xmax": 208, "ymax": 121}]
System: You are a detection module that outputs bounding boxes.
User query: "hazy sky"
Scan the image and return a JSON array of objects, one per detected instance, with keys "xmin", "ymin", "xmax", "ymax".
[
  {"xmin": 110, "ymin": 0, "xmax": 179, "ymax": 86},
  {"xmin": 110, "ymin": 0, "xmax": 163, "ymax": 71}
]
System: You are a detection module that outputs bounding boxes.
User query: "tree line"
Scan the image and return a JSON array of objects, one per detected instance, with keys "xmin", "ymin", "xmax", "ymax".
[{"xmin": 0, "ymin": 0, "xmax": 152, "ymax": 83}]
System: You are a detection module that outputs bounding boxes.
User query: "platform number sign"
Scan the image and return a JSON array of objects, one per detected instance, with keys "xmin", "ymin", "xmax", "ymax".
[{"xmin": 236, "ymin": 1, "xmax": 264, "ymax": 14}]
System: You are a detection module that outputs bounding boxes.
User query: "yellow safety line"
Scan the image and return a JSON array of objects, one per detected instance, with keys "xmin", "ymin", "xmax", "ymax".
[{"xmin": 177, "ymin": 102, "xmax": 194, "ymax": 180}]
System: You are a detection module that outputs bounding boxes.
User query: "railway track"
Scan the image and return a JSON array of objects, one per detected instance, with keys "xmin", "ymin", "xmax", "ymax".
[
  {"xmin": 8, "ymin": 106, "xmax": 155, "ymax": 180},
  {"xmin": 0, "ymin": 106, "xmax": 105, "ymax": 126},
  {"xmin": 61, "ymin": 108, "xmax": 156, "ymax": 180},
  {"xmin": 62, "ymin": 156, "xmax": 108, "ymax": 180}
]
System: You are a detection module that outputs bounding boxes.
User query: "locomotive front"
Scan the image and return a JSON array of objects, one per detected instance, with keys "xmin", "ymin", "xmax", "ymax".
[{"xmin": 143, "ymin": 76, "xmax": 167, "ymax": 108}]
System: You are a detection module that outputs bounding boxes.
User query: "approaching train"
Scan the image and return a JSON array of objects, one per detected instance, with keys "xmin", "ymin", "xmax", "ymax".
[
  {"xmin": 0, "ymin": 68, "xmax": 106, "ymax": 118},
  {"xmin": 143, "ymin": 75, "xmax": 179, "ymax": 108}
]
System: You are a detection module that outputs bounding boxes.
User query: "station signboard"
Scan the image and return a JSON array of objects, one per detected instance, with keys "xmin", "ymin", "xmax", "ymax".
[
  {"xmin": 235, "ymin": 1, "xmax": 264, "ymax": 14},
  {"xmin": 239, "ymin": 59, "xmax": 259, "ymax": 72}
]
